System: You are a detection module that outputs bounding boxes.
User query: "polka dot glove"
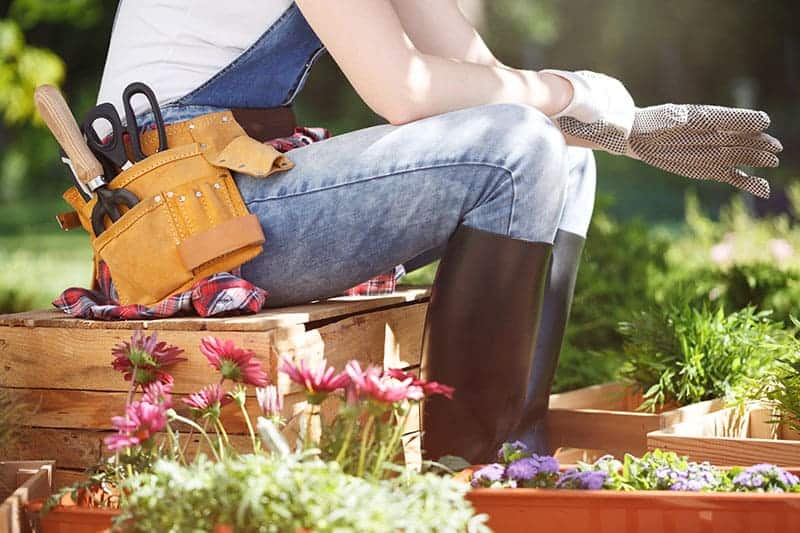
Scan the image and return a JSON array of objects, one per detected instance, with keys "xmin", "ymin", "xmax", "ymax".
[
  {"xmin": 542, "ymin": 69, "xmax": 635, "ymax": 154},
  {"xmin": 622, "ymin": 104, "xmax": 782, "ymax": 199},
  {"xmin": 545, "ymin": 70, "xmax": 782, "ymax": 198}
]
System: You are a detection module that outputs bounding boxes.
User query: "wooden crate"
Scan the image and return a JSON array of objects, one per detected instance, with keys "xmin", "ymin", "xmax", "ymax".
[
  {"xmin": 547, "ymin": 382, "xmax": 724, "ymax": 458},
  {"xmin": 647, "ymin": 402, "xmax": 800, "ymax": 466},
  {"xmin": 0, "ymin": 461, "xmax": 53, "ymax": 533},
  {"xmin": 0, "ymin": 288, "xmax": 429, "ymax": 483}
]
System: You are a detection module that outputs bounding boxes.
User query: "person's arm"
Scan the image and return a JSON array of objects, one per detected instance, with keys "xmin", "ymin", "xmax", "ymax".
[
  {"xmin": 390, "ymin": 0, "xmax": 503, "ymax": 68},
  {"xmin": 389, "ymin": 0, "xmax": 597, "ymax": 148},
  {"xmin": 295, "ymin": 0, "xmax": 573, "ymax": 125}
]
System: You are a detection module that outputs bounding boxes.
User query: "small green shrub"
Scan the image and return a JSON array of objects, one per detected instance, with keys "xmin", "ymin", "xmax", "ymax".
[
  {"xmin": 618, "ymin": 303, "xmax": 798, "ymax": 411},
  {"xmin": 117, "ymin": 454, "xmax": 489, "ymax": 533}
]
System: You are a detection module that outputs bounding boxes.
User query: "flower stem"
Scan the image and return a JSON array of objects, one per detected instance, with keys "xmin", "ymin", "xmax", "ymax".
[
  {"xmin": 238, "ymin": 399, "xmax": 259, "ymax": 453},
  {"xmin": 214, "ymin": 418, "xmax": 230, "ymax": 459},
  {"xmin": 373, "ymin": 409, "xmax": 411, "ymax": 478},
  {"xmin": 165, "ymin": 422, "xmax": 187, "ymax": 464},
  {"xmin": 125, "ymin": 366, "xmax": 138, "ymax": 408},
  {"xmin": 303, "ymin": 404, "xmax": 319, "ymax": 450},
  {"xmin": 356, "ymin": 414, "xmax": 375, "ymax": 478},
  {"xmin": 334, "ymin": 416, "xmax": 357, "ymax": 466},
  {"xmin": 170, "ymin": 412, "xmax": 220, "ymax": 461}
]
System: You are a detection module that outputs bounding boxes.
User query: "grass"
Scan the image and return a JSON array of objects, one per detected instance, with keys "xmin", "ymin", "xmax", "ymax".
[{"xmin": 1, "ymin": 199, "xmax": 93, "ymax": 312}]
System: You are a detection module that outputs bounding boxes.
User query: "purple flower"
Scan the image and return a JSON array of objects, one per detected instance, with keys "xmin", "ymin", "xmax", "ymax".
[
  {"xmin": 732, "ymin": 464, "xmax": 800, "ymax": 492},
  {"xmin": 539, "ymin": 456, "xmax": 560, "ymax": 474},
  {"xmin": 497, "ymin": 440, "xmax": 531, "ymax": 464},
  {"xmin": 504, "ymin": 454, "xmax": 561, "ymax": 488},
  {"xmin": 471, "ymin": 463, "xmax": 505, "ymax": 488},
  {"xmin": 506, "ymin": 458, "xmax": 539, "ymax": 482},
  {"xmin": 556, "ymin": 469, "xmax": 607, "ymax": 490}
]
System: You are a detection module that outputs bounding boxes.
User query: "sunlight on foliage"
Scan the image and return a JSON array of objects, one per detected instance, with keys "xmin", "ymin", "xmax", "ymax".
[{"xmin": 0, "ymin": 19, "xmax": 64, "ymax": 124}]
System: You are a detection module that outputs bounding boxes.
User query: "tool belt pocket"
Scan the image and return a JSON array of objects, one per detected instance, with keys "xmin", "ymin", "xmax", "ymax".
[{"xmin": 63, "ymin": 119, "xmax": 287, "ymax": 306}]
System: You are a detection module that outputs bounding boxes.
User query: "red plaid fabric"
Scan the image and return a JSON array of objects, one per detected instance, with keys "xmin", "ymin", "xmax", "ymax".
[{"xmin": 53, "ymin": 126, "xmax": 401, "ymax": 320}]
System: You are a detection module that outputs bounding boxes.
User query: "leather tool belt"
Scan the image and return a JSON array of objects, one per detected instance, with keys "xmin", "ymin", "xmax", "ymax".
[{"xmin": 61, "ymin": 109, "xmax": 294, "ymax": 306}]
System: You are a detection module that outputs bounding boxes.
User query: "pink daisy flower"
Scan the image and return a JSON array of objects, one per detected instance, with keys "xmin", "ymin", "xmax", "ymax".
[
  {"xmin": 199, "ymin": 337, "xmax": 269, "ymax": 387},
  {"xmin": 385, "ymin": 368, "xmax": 455, "ymax": 399},
  {"xmin": 279, "ymin": 357, "xmax": 350, "ymax": 404},
  {"xmin": 256, "ymin": 385, "xmax": 284, "ymax": 418},
  {"xmin": 104, "ymin": 399, "xmax": 168, "ymax": 452},
  {"xmin": 183, "ymin": 384, "xmax": 233, "ymax": 413},
  {"xmin": 112, "ymin": 330, "xmax": 186, "ymax": 386},
  {"xmin": 142, "ymin": 381, "xmax": 174, "ymax": 409},
  {"xmin": 346, "ymin": 361, "xmax": 424, "ymax": 404}
]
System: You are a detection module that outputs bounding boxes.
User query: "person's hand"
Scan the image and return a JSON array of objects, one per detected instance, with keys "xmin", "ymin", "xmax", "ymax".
[
  {"xmin": 542, "ymin": 69, "xmax": 635, "ymax": 154},
  {"xmin": 544, "ymin": 70, "xmax": 782, "ymax": 199},
  {"xmin": 623, "ymin": 104, "xmax": 782, "ymax": 199}
]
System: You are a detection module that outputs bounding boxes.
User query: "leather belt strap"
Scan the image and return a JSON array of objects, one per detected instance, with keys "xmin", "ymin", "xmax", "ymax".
[
  {"xmin": 231, "ymin": 106, "xmax": 296, "ymax": 142},
  {"xmin": 177, "ymin": 214, "xmax": 265, "ymax": 271}
]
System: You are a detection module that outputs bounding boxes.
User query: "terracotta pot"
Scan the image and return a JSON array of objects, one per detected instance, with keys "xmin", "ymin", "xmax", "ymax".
[
  {"xmin": 462, "ymin": 465, "xmax": 800, "ymax": 533},
  {"xmin": 26, "ymin": 497, "xmax": 120, "ymax": 533},
  {"xmin": 467, "ymin": 488, "xmax": 800, "ymax": 533}
]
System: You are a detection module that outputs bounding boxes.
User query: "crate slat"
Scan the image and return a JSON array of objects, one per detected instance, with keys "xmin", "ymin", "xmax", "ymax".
[
  {"xmin": 647, "ymin": 403, "xmax": 800, "ymax": 466},
  {"xmin": 0, "ymin": 289, "xmax": 429, "ymax": 331},
  {"xmin": 547, "ymin": 382, "xmax": 724, "ymax": 457}
]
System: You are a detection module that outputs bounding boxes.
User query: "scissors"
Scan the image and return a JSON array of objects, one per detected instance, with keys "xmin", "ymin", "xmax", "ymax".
[{"xmin": 82, "ymin": 82, "xmax": 168, "ymax": 178}]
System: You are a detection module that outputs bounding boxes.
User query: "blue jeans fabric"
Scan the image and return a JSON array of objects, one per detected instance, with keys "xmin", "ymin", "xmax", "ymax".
[
  {"xmin": 137, "ymin": 3, "xmax": 597, "ymax": 307},
  {"xmin": 154, "ymin": 103, "xmax": 596, "ymax": 307}
]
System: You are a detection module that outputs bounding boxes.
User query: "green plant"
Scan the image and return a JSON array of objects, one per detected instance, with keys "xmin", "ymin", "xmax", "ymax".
[
  {"xmin": 46, "ymin": 331, "xmax": 455, "ymax": 516},
  {"xmin": 117, "ymin": 453, "xmax": 489, "ymax": 532},
  {"xmin": 471, "ymin": 443, "xmax": 800, "ymax": 493},
  {"xmin": 553, "ymin": 197, "xmax": 670, "ymax": 392},
  {"xmin": 618, "ymin": 302, "xmax": 798, "ymax": 411}
]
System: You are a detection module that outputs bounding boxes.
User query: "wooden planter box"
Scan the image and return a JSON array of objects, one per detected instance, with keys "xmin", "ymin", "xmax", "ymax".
[
  {"xmin": 0, "ymin": 288, "xmax": 428, "ymax": 485},
  {"xmin": 467, "ymin": 488, "xmax": 800, "ymax": 533},
  {"xmin": 1, "ymin": 461, "xmax": 54, "ymax": 533},
  {"xmin": 647, "ymin": 402, "xmax": 800, "ymax": 466},
  {"xmin": 547, "ymin": 382, "xmax": 724, "ymax": 458}
]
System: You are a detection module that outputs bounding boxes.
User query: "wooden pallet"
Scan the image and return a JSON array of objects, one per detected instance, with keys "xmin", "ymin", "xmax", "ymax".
[
  {"xmin": 647, "ymin": 402, "xmax": 800, "ymax": 466},
  {"xmin": 547, "ymin": 382, "xmax": 724, "ymax": 458},
  {"xmin": 0, "ymin": 288, "xmax": 429, "ymax": 486},
  {"xmin": 0, "ymin": 461, "xmax": 53, "ymax": 533}
]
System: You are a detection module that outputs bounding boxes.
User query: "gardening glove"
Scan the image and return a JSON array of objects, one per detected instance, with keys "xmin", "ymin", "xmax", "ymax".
[
  {"xmin": 622, "ymin": 104, "xmax": 782, "ymax": 199},
  {"xmin": 542, "ymin": 69, "xmax": 635, "ymax": 154},
  {"xmin": 544, "ymin": 70, "xmax": 782, "ymax": 199}
]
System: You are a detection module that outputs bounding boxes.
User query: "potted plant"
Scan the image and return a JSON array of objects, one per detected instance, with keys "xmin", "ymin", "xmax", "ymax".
[
  {"xmin": 461, "ymin": 442, "xmax": 800, "ymax": 533},
  {"xmin": 116, "ymin": 453, "xmax": 488, "ymax": 532},
  {"xmin": 648, "ymin": 344, "xmax": 800, "ymax": 465},
  {"xmin": 549, "ymin": 304, "xmax": 793, "ymax": 457},
  {"xmin": 26, "ymin": 330, "xmax": 462, "ymax": 531}
]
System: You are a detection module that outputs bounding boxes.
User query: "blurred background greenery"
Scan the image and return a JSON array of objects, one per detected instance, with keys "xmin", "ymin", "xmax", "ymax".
[{"xmin": 1, "ymin": 1, "xmax": 799, "ymax": 391}]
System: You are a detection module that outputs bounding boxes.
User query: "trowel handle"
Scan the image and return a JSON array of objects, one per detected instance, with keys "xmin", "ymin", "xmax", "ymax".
[{"xmin": 34, "ymin": 85, "xmax": 105, "ymax": 188}]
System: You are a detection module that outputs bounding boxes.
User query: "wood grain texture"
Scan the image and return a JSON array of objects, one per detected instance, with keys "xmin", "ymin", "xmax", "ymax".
[
  {"xmin": 3, "ymin": 428, "xmax": 254, "ymax": 470},
  {"xmin": 34, "ymin": 85, "xmax": 103, "ymax": 185},
  {"xmin": 0, "ymin": 326, "xmax": 298, "ymax": 394},
  {"xmin": 0, "ymin": 289, "xmax": 429, "ymax": 331},
  {"xmin": 316, "ymin": 302, "xmax": 426, "ymax": 370},
  {"xmin": 647, "ymin": 403, "xmax": 800, "ymax": 466}
]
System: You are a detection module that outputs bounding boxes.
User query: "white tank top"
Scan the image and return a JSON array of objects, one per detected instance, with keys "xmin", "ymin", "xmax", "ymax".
[{"xmin": 97, "ymin": 0, "xmax": 293, "ymax": 118}]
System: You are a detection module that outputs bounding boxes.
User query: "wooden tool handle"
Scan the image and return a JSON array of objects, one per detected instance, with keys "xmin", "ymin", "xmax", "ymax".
[{"xmin": 34, "ymin": 85, "xmax": 104, "ymax": 186}]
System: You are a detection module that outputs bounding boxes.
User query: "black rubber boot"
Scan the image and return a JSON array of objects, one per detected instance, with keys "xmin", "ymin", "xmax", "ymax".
[
  {"xmin": 420, "ymin": 225, "xmax": 552, "ymax": 464},
  {"xmin": 510, "ymin": 229, "xmax": 586, "ymax": 454}
]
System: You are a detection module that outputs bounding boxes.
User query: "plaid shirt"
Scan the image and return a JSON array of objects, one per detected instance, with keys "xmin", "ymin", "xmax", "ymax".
[{"xmin": 54, "ymin": 127, "xmax": 403, "ymax": 320}]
